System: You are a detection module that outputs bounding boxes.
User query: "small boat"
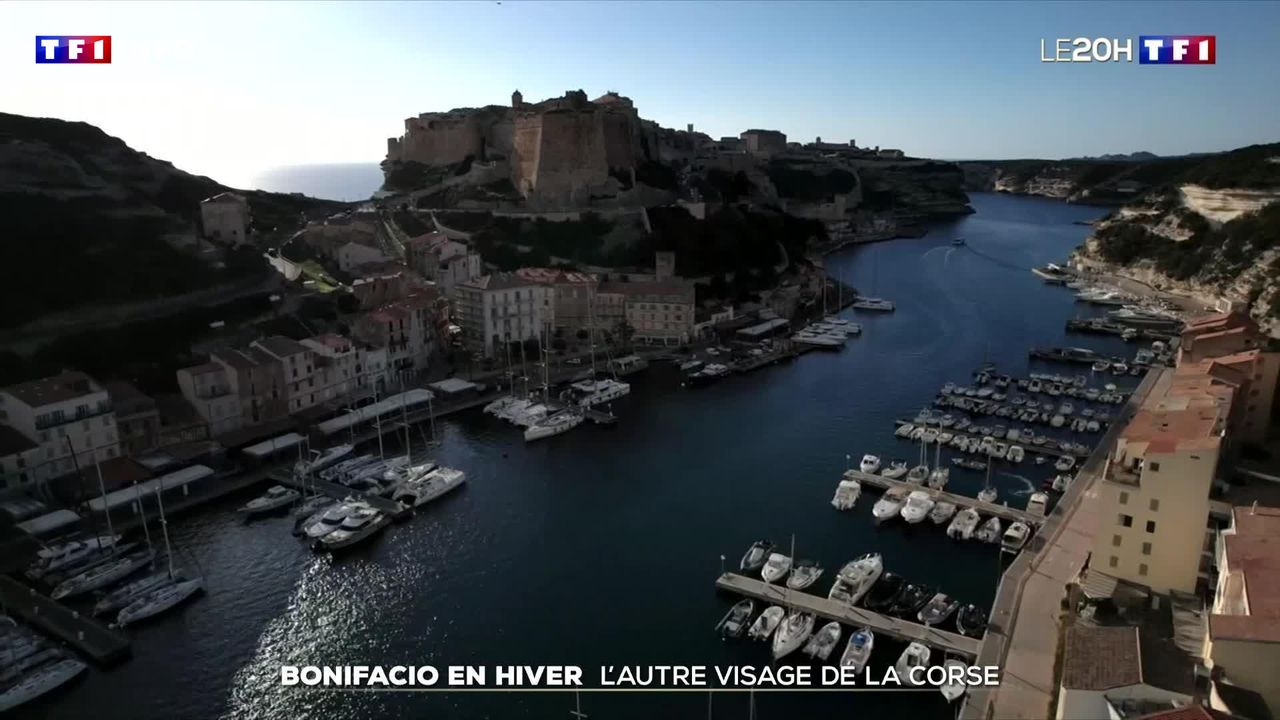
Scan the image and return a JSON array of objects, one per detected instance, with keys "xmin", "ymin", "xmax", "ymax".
[
  {"xmin": 918, "ymin": 593, "xmax": 960, "ymax": 625},
  {"xmin": 1026, "ymin": 492, "xmax": 1049, "ymax": 517},
  {"xmin": 1007, "ymin": 446, "xmax": 1025, "ymax": 463},
  {"xmin": 894, "ymin": 423, "xmax": 916, "ymax": 439},
  {"xmin": 803, "ymin": 621, "xmax": 842, "ymax": 661},
  {"xmin": 524, "ymin": 410, "xmax": 584, "ymax": 441},
  {"xmin": 239, "ymin": 485, "xmax": 300, "ymax": 517},
  {"xmin": 748, "ymin": 606, "xmax": 785, "ymax": 641},
  {"xmin": 1002, "ymin": 521, "xmax": 1031, "ymax": 551},
  {"xmin": 952, "ymin": 457, "xmax": 986, "ymax": 472},
  {"xmin": 740, "ymin": 541, "xmax": 774, "ymax": 573},
  {"xmin": 863, "ymin": 572, "xmax": 905, "ymax": 611},
  {"xmin": 894, "ymin": 642, "xmax": 932, "ymax": 684},
  {"xmin": 927, "ymin": 466, "xmax": 950, "ymax": 489},
  {"xmin": 928, "ymin": 501, "xmax": 957, "ymax": 525},
  {"xmin": 716, "ymin": 599, "xmax": 754, "ymax": 639},
  {"xmin": 851, "ymin": 297, "xmax": 895, "ymax": 312},
  {"xmin": 881, "ymin": 461, "xmax": 909, "ymax": 480},
  {"xmin": 947, "ymin": 508, "xmax": 980, "ymax": 539},
  {"xmin": 975, "ymin": 517, "xmax": 1003, "ymax": 543},
  {"xmin": 771, "ymin": 611, "xmax": 816, "ymax": 659},
  {"xmin": 0, "ymin": 658, "xmax": 88, "ymax": 713},
  {"xmin": 760, "ymin": 553, "xmax": 793, "ymax": 584},
  {"xmin": 889, "ymin": 583, "xmax": 933, "ymax": 617},
  {"xmin": 391, "ymin": 467, "xmax": 467, "ymax": 507},
  {"xmin": 831, "ymin": 479, "xmax": 861, "ymax": 510},
  {"xmin": 978, "ymin": 486, "xmax": 998, "ymax": 504},
  {"xmin": 900, "ymin": 490, "xmax": 935, "ymax": 524},
  {"xmin": 839, "ymin": 628, "xmax": 875, "ymax": 673},
  {"xmin": 872, "ymin": 487, "xmax": 909, "ymax": 522},
  {"xmin": 116, "ymin": 577, "xmax": 205, "ymax": 626},
  {"xmin": 52, "ymin": 549, "xmax": 156, "ymax": 600},
  {"xmin": 1055, "ymin": 456, "xmax": 1076, "ymax": 472},
  {"xmin": 859, "ymin": 454, "xmax": 881, "ymax": 474},
  {"xmin": 940, "ymin": 658, "xmax": 968, "ymax": 702},
  {"xmin": 956, "ymin": 603, "xmax": 989, "ymax": 637},
  {"xmin": 787, "ymin": 559, "xmax": 824, "ymax": 590},
  {"xmin": 905, "ymin": 464, "xmax": 929, "ymax": 484},
  {"xmin": 837, "ymin": 553, "xmax": 884, "ymax": 605},
  {"xmin": 1052, "ymin": 474, "xmax": 1070, "ymax": 492}
]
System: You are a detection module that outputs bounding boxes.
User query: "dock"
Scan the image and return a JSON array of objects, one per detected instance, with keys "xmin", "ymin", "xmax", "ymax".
[
  {"xmin": 0, "ymin": 575, "xmax": 131, "ymax": 666},
  {"xmin": 1066, "ymin": 318, "xmax": 1174, "ymax": 342},
  {"xmin": 892, "ymin": 420, "xmax": 1079, "ymax": 460},
  {"xmin": 843, "ymin": 469, "xmax": 1046, "ymax": 526},
  {"xmin": 270, "ymin": 471, "xmax": 411, "ymax": 520},
  {"xmin": 715, "ymin": 573, "xmax": 980, "ymax": 658}
]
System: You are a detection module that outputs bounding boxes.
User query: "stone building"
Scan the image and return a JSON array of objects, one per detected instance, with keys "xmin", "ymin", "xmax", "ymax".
[
  {"xmin": 175, "ymin": 361, "xmax": 242, "ymax": 436},
  {"xmin": 1178, "ymin": 312, "xmax": 1280, "ymax": 445},
  {"xmin": 453, "ymin": 273, "xmax": 553, "ymax": 357},
  {"xmin": 404, "ymin": 231, "xmax": 483, "ymax": 295},
  {"xmin": 514, "ymin": 268, "xmax": 598, "ymax": 335},
  {"xmin": 599, "ymin": 280, "xmax": 696, "ymax": 345},
  {"xmin": 200, "ymin": 192, "xmax": 251, "ymax": 246},
  {"xmin": 740, "ymin": 129, "xmax": 787, "ymax": 157}
]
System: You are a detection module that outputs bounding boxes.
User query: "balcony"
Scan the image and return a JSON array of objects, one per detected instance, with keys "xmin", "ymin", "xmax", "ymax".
[
  {"xmin": 34, "ymin": 403, "xmax": 113, "ymax": 431},
  {"xmin": 1107, "ymin": 464, "xmax": 1141, "ymax": 487}
]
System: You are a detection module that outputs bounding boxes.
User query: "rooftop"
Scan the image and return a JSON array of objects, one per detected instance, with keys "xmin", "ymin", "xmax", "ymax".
[
  {"xmin": 1210, "ymin": 504, "xmax": 1280, "ymax": 643},
  {"xmin": 105, "ymin": 381, "xmax": 156, "ymax": 415},
  {"xmin": 202, "ymin": 191, "xmax": 247, "ymax": 205},
  {"xmin": 2, "ymin": 371, "xmax": 104, "ymax": 408},
  {"xmin": 0, "ymin": 424, "xmax": 37, "ymax": 456},
  {"xmin": 1117, "ymin": 371, "xmax": 1231, "ymax": 454},
  {"xmin": 598, "ymin": 279, "xmax": 695, "ymax": 302},
  {"xmin": 1062, "ymin": 625, "xmax": 1142, "ymax": 690},
  {"xmin": 212, "ymin": 348, "xmax": 264, "ymax": 371},
  {"xmin": 460, "ymin": 272, "xmax": 541, "ymax": 292},
  {"xmin": 252, "ymin": 335, "xmax": 310, "ymax": 360}
]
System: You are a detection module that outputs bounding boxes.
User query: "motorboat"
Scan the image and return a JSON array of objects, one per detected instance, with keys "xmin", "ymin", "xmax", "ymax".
[
  {"xmin": 927, "ymin": 467, "xmax": 950, "ymax": 489},
  {"xmin": 92, "ymin": 571, "xmax": 174, "ymax": 616},
  {"xmin": 316, "ymin": 508, "xmax": 389, "ymax": 551},
  {"xmin": 851, "ymin": 297, "xmax": 895, "ymax": 312},
  {"xmin": 52, "ymin": 549, "xmax": 156, "ymax": 600},
  {"xmin": 889, "ymin": 583, "xmax": 933, "ymax": 617},
  {"xmin": 952, "ymin": 457, "xmax": 986, "ymax": 472},
  {"xmin": 1055, "ymin": 456, "xmax": 1076, "ymax": 472},
  {"xmin": 900, "ymin": 490, "xmax": 935, "ymax": 524},
  {"xmin": 918, "ymin": 593, "xmax": 960, "ymax": 625},
  {"xmin": 975, "ymin": 517, "xmax": 1003, "ymax": 543},
  {"xmin": 748, "ymin": 606, "xmax": 785, "ymax": 641},
  {"xmin": 894, "ymin": 423, "xmax": 916, "ymax": 439},
  {"xmin": 300, "ymin": 499, "xmax": 370, "ymax": 540},
  {"xmin": 905, "ymin": 464, "xmax": 929, "ymax": 484},
  {"xmin": 947, "ymin": 508, "xmax": 980, "ymax": 539},
  {"xmin": 956, "ymin": 603, "xmax": 989, "ymax": 638},
  {"xmin": 787, "ymin": 559, "xmax": 824, "ymax": 590},
  {"xmin": 928, "ymin": 501, "xmax": 957, "ymax": 525},
  {"xmin": 831, "ymin": 479, "xmax": 861, "ymax": 510},
  {"xmin": 1007, "ymin": 446, "xmax": 1025, "ymax": 463},
  {"xmin": 1052, "ymin": 474, "xmax": 1070, "ymax": 492},
  {"xmin": 678, "ymin": 359, "xmax": 704, "ymax": 373},
  {"xmin": 771, "ymin": 611, "xmax": 815, "ymax": 659},
  {"xmin": 839, "ymin": 628, "xmax": 875, "ymax": 673},
  {"xmin": 940, "ymin": 658, "xmax": 969, "ymax": 702},
  {"xmin": 524, "ymin": 410, "xmax": 584, "ymax": 441},
  {"xmin": 0, "ymin": 658, "xmax": 88, "ymax": 713},
  {"xmin": 1026, "ymin": 492, "xmax": 1049, "ymax": 517},
  {"xmin": 716, "ymin": 599, "xmax": 754, "ymax": 639},
  {"xmin": 894, "ymin": 642, "xmax": 932, "ymax": 685},
  {"xmin": 239, "ymin": 486, "xmax": 300, "ymax": 517},
  {"xmin": 854, "ymin": 453, "xmax": 881, "ymax": 474},
  {"xmin": 760, "ymin": 553, "xmax": 793, "ymax": 584},
  {"xmin": 116, "ymin": 577, "xmax": 205, "ymax": 626},
  {"xmin": 29, "ymin": 536, "xmax": 125, "ymax": 578},
  {"xmin": 872, "ymin": 487, "xmax": 909, "ymax": 522},
  {"xmin": 837, "ymin": 553, "xmax": 884, "ymax": 605},
  {"xmin": 803, "ymin": 621, "xmax": 842, "ymax": 661},
  {"xmin": 740, "ymin": 541, "xmax": 774, "ymax": 573},
  {"xmin": 291, "ymin": 495, "xmax": 335, "ymax": 521},
  {"xmin": 1003, "ymin": 521, "xmax": 1031, "ymax": 551},
  {"xmin": 567, "ymin": 377, "xmax": 631, "ymax": 408},
  {"xmin": 921, "ymin": 429, "xmax": 939, "ymax": 445},
  {"xmin": 863, "ymin": 572, "xmax": 904, "ymax": 611},
  {"xmin": 294, "ymin": 444, "xmax": 354, "ymax": 477},
  {"xmin": 881, "ymin": 461, "xmax": 909, "ymax": 480},
  {"xmin": 392, "ymin": 467, "xmax": 467, "ymax": 507}
]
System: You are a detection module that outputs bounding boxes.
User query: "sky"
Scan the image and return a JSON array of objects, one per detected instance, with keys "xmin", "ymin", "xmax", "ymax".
[{"xmin": 4, "ymin": 1, "xmax": 1279, "ymax": 189}]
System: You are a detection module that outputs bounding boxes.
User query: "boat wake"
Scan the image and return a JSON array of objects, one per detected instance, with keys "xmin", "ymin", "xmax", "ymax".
[
  {"xmin": 1001, "ymin": 472, "xmax": 1037, "ymax": 496},
  {"xmin": 958, "ymin": 243, "xmax": 1026, "ymax": 273}
]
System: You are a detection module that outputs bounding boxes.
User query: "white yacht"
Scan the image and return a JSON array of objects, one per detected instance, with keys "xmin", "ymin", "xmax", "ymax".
[
  {"xmin": 391, "ymin": 467, "xmax": 467, "ymax": 507},
  {"xmin": 760, "ymin": 553, "xmax": 793, "ymax": 584},
  {"xmin": 839, "ymin": 628, "xmax": 875, "ymax": 673},
  {"xmin": 52, "ymin": 549, "xmax": 156, "ymax": 600},
  {"xmin": 830, "ymin": 479, "xmax": 861, "ymax": 510},
  {"xmin": 1002, "ymin": 521, "xmax": 1031, "ymax": 551},
  {"xmin": 947, "ymin": 508, "xmax": 980, "ymax": 539},
  {"xmin": 0, "ymin": 658, "xmax": 88, "ymax": 713},
  {"xmin": 316, "ymin": 508, "xmax": 389, "ymax": 551},
  {"xmin": 1026, "ymin": 492, "xmax": 1049, "ymax": 517},
  {"xmin": 928, "ymin": 501, "xmax": 957, "ymax": 525},
  {"xmin": 300, "ymin": 499, "xmax": 371, "ymax": 540},
  {"xmin": 872, "ymin": 487, "xmax": 909, "ymax": 522},
  {"xmin": 239, "ymin": 485, "xmax": 300, "ymax": 516},
  {"xmin": 894, "ymin": 423, "xmax": 915, "ymax": 439},
  {"xmin": 1055, "ymin": 456, "xmax": 1077, "ymax": 472},
  {"xmin": 771, "ymin": 611, "xmax": 815, "ymax": 659},
  {"xmin": 30, "ymin": 536, "xmax": 124, "ymax": 577},
  {"xmin": 975, "ymin": 516, "xmax": 1003, "ymax": 543},
  {"xmin": 895, "ymin": 642, "xmax": 932, "ymax": 684},
  {"xmin": 748, "ymin": 605, "xmax": 785, "ymax": 641},
  {"xmin": 568, "ymin": 377, "xmax": 630, "ymax": 408},
  {"xmin": 836, "ymin": 553, "xmax": 883, "ymax": 605},
  {"xmin": 978, "ymin": 485, "xmax": 998, "ymax": 504},
  {"xmin": 906, "ymin": 464, "xmax": 929, "ymax": 484},
  {"xmin": 900, "ymin": 490, "xmax": 935, "ymax": 524},
  {"xmin": 940, "ymin": 658, "xmax": 969, "ymax": 702},
  {"xmin": 859, "ymin": 454, "xmax": 881, "ymax": 474},
  {"xmin": 117, "ymin": 577, "xmax": 205, "ymax": 626},
  {"xmin": 881, "ymin": 461, "xmax": 909, "ymax": 480},
  {"xmin": 803, "ymin": 621, "xmax": 842, "ymax": 661},
  {"xmin": 927, "ymin": 467, "xmax": 950, "ymax": 489},
  {"xmin": 1007, "ymin": 446, "xmax": 1026, "ymax": 463},
  {"xmin": 524, "ymin": 410, "xmax": 584, "ymax": 442},
  {"xmin": 786, "ymin": 560, "xmax": 824, "ymax": 590}
]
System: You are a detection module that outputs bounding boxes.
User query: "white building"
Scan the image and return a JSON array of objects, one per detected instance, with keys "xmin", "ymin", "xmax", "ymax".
[
  {"xmin": 175, "ymin": 362, "xmax": 242, "ymax": 436},
  {"xmin": 404, "ymin": 231, "xmax": 482, "ymax": 295},
  {"xmin": 0, "ymin": 371, "xmax": 120, "ymax": 484},
  {"xmin": 336, "ymin": 241, "xmax": 390, "ymax": 273},
  {"xmin": 200, "ymin": 192, "xmax": 251, "ymax": 246},
  {"xmin": 454, "ymin": 273, "xmax": 553, "ymax": 357},
  {"xmin": 250, "ymin": 336, "xmax": 321, "ymax": 414}
]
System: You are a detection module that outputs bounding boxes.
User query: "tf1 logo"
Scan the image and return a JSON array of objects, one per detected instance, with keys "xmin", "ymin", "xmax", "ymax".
[
  {"xmin": 35, "ymin": 36, "xmax": 112, "ymax": 64},
  {"xmin": 1040, "ymin": 36, "xmax": 1215, "ymax": 64}
]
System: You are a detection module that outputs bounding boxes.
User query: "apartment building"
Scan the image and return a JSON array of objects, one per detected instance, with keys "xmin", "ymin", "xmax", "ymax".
[
  {"xmin": 0, "ymin": 371, "xmax": 120, "ymax": 484},
  {"xmin": 515, "ymin": 268, "xmax": 598, "ymax": 334},
  {"xmin": 251, "ymin": 336, "xmax": 321, "ymax": 414},
  {"xmin": 598, "ymin": 280, "xmax": 696, "ymax": 345},
  {"xmin": 1178, "ymin": 313, "xmax": 1280, "ymax": 445},
  {"xmin": 176, "ymin": 362, "xmax": 244, "ymax": 436},
  {"xmin": 104, "ymin": 381, "xmax": 160, "ymax": 455},
  {"xmin": 404, "ymin": 231, "xmax": 482, "ymax": 294},
  {"xmin": 351, "ymin": 293, "xmax": 442, "ymax": 382},
  {"xmin": 1089, "ymin": 370, "xmax": 1232, "ymax": 595},
  {"xmin": 209, "ymin": 347, "xmax": 287, "ymax": 428},
  {"xmin": 0, "ymin": 425, "xmax": 40, "ymax": 491},
  {"xmin": 454, "ymin": 273, "xmax": 553, "ymax": 357}
]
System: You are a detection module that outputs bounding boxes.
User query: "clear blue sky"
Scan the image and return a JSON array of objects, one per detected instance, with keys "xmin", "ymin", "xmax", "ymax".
[{"xmin": 6, "ymin": 1, "xmax": 1278, "ymax": 187}]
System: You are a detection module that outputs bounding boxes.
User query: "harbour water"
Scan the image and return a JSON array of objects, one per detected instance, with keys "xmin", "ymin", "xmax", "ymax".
[
  {"xmin": 251, "ymin": 163, "xmax": 382, "ymax": 202},
  {"xmin": 21, "ymin": 193, "xmax": 1127, "ymax": 720}
]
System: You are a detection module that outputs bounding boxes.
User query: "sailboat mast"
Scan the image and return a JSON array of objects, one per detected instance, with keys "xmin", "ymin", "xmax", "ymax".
[
  {"xmin": 92, "ymin": 447, "xmax": 115, "ymax": 544},
  {"xmin": 401, "ymin": 395, "xmax": 410, "ymax": 461},
  {"xmin": 153, "ymin": 475, "xmax": 174, "ymax": 578},
  {"xmin": 132, "ymin": 481, "xmax": 152, "ymax": 551}
]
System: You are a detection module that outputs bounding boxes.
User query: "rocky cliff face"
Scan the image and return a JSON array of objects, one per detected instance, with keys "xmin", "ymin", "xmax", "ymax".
[{"xmin": 853, "ymin": 160, "xmax": 972, "ymax": 219}]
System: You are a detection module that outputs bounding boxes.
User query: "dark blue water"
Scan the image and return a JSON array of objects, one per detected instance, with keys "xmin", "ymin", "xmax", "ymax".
[
  {"xmin": 251, "ymin": 164, "xmax": 383, "ymax": 202},
  {"xmin": 24, "ymin": 193, "xmax": 1126, "ymax": 720}
]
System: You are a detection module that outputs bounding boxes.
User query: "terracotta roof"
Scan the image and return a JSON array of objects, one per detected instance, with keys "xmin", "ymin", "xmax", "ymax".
[
  {"xmin": 515, "ymin": 267, "xmax": 597, "ymax": 285},
  {"xmin": 1119, "ymin": 372, "xmax": 1231, "ymax": 452},
  {"xmin": 0, "ymin": 424, "xmax": 37, "ymax": 456},
  {"xmin": 1210, "ymin": 505, "xmax": 1280, "ymax": 643},
  {"xmin": 1136, "ymin": 706, "xmax": 1238, "ymax": 720},
  {"xmin": 2, "ymin": 371, "xmax": 103, "ymax": 407},
  {"xmin": 1062, "ymin": 625, "xmax": 1142, "ymax": 690}
]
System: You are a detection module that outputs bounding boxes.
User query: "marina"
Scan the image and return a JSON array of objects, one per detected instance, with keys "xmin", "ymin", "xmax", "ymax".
[
  {"xmin": 842, "ymin": 470, "xmax": 1045, "ymax": 526},
  {"xmin": 0, "ymin": 576, "xmax": 131, "ymax": 666}
]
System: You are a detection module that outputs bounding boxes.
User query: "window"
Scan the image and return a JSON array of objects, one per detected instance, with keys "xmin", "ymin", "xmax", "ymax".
[
  {"xmin": 1149, "ymin": 461, "xmax": 1160, "ymax": 472},
  {"xmin": 1141, "ymin": 542, "xmax": 1152, "ymax": 556},
  {"xmin": 1138, "ymin": 563, "xmax": 1148, "ymax": 577},
  {"xmin": 1119, "ymin": 514, "xmax": 1133, "ymax": 528},
  {"xmin": 1112, "ymin": 534, "xmax": 1122, "ymax": 547},
  {"xmin": 1145, "ymin": 520, "xmax": 1156, "ymax": 533},
  {"xmin": 1109, "ymin": 555, "xmax": 1118, "ymax": 568},
  {"xmin": 1149, "ymin": 498, "xmax": 1159, "ymax": 512},
  {"xmin": 1119, "ymin": 491, "xmax": 1129, "ymax": 505}
]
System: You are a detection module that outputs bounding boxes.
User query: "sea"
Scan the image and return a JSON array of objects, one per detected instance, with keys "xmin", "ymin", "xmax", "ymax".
[
  {"xmin": 20, "ymin": 192, "xmax": 1127, "ymax": 720},
  {"xmin": 250, "ymin": 164, "xmax": 383, "ymax": 202}
]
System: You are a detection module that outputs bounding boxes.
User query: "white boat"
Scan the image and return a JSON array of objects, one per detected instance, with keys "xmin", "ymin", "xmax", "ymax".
[
  {"xmin": 1054, "ymin": 456, "xmax": 1076, "ymax": 472},
  {"xmin": 927, "ymin": 467, "xmax": 950, "ymax": 489},
  {"xmin": 1007, "ymin": 446, "xmax": 1025, "ymax": 463},
  {"xmin": 947, "ymin": 508, "xmax": 980, "ymax": 539},
  {"xmin": 568, "ymin": 377, "xmax": 630, "ymax": 408},
  {"xmin": 740, "ymin": 540, "xmax": 774, "ymax": 572},
  {"xmin": 921, "ymin": 429, "xmax": 939, "ymax": 445},
  {"xmin": 894, "ymin": 423, "xmax": 915, "ymax": 439},
  {"xmin": 116, "ymin": 577, "xmax": 204, "ymax": 626},
  {"xmin": 975, "ymin": 517, "xmax": 1003, "ymax": 543},
  {"xmin": 792, "ymin": 331, "xmax": 843, "ymax": 348},
  {"xmin": 906, "ymin": 464, "xmax": 929, "ymax": 484},
  {"xmin": 524, "ymin": 410, "xmax": 584, "ymax": 442},
  {"xmin": 881, "ymin": 461, "xmax": 909, "ymax": 479},
  {"xmin": 840, "ymin": 628, "xmax": 875, "ymax": 673},
  {"xmin": 771, "ymin": 611, "xmax": 815, "ymax": 659},
  {"xmin": 895, "ymin": 642, "xmax": 932, "ymax": 684},
  {"xmin": 1052, "ymin": 474, "xmax": 1070, "ymax": 492},
  {"xmin": 300, "ymin": 499, "xmax": 371, "ymax": 540},
  {"xmin": 391, "ymin": 467, "xmax": 467, "ymax": 507},
  {"xmin": 978, "ymin": 486, "xmax": 998, "ymax": 504},
  {"xmin": 787, "ymin": 560, "xmax": 824, "ymax": 590},
  {"xmin": 940, "ymin": 658, "xmax": 969, "ymax": 702},
  {"xmin": 316, "ymin": 508, "xmax": 389, "ymax": 551},
  {"xmin": 748, "ymin": 606, "xmax": 785, "ymax": 640},
  {"xmin": 928, "ymin": 501, "xmax": 957, "ymax": 525},
  {"xmin": 1050, "ymin": 414, "xmax": 1066, "ymax": 428},
  {"xmin": 859, "ymin": 454, "xmax": 881, "ymax": 474},
  {"xmin": 872, "ymin": 487, "xmax": 909, "ymax": 522},
  {"xmin": 760, "ymin": 553, "xmax": 793, "ymax": 584},
  {"xmin": 30, "ymin": 536, "xmax": 124, "ymax": 577},
  {"xmin": 851, "ymin": 297, "xmax": 895, "ymax": 312},
  {"xmin": 239, "ymin": 485, "xmax": 300, "ymax": 516},
  {"xmin": 0, "ymin": 658, "xmax": 87, "ymax": 712},
  {"xmin": 900, "ymin": 490, "xmax": 935, "ymax": 524},
  {"xmin": 837, "ymin": 553, "xmax": 883, "ymax": 605},
  {"xmin": 918, "ymin": 592, "xmax": 960, "ymax": 625},
  {"xmin": 291, "ymin": 495, "xmax": 334, "ymax": 520},
  {"xmin": 1002, "ymin": 521, "xmax": 1031, "ymax": 551},
  {"xmin": 831, "ymin": 479, "xmax": 861, "ymax": 510},
  {"xmin": 1026, "ymin": 492, "xmax": 1049, "ymax": 517},
  {"xmin": 52, "ymin": 549, "xmax": 156, "ymax": 600},
  {"xmin": 803, "ymin": 621, "xmax": 842, "ymax": 661},
  {"xmin": 92, "ymin": 571, "xmax": 173, "ymax": 616},
  {"xmin": 294, "ymin": 443, "xmax": 354, "ymax": 477}
]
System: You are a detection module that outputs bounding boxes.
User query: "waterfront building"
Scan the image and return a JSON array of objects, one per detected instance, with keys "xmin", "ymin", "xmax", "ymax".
[
  {"xmin": 250, "ymin": 336, "xmax": 321, "ymax": 414},
  {"xmin": 350, "ymin": 265, "xmax": 432, "ymax": 310},
  {"xmin": 1088, "ymin": 370, "xmax": 1232, "ymax": 595},
  {"xmin": 153, "ymin": 395, "xmax": 211, "ymax": 447},
  {"xmin": 0, "ymin": 372, "xmax": 120, "ymax": 486},
  {"xmin": 1177, "ymin": 313, "xmax": 1280, "ymax": 445},
  {"xmin": 104, "ymin": 381, "xmax": 161, "ymax": 455},
  {"xmin": 175, "ymin": 362, "xmax": 243, "ymax": 436},
  {"xmin": 351, "ymin": 293, "xmax": 443, "ymax": 383},
  {"xmin": 1204, "ymin": 504, "xmax": 1280, "ymax": 717},
  {"xmin": 454, "ymin": 273, "xmax": 553, "ymax": 358},
  {"xmin": 1056, "ymin": 624, "xmax": 1196, "ymax": 720},
  {"xmin": 210, "ymin": 347, "xmax": 287, "ymax": 428},
  {"xmin": 199, "ymin": 191, "xmax": 251, "ymax": 246},
  {"xmin": 599, "ymin": 279, "xmax": 696, "ymax": 345},
  {"xmin": 514, "ymin": 268, "xmax": 598, "ymax": 335}
]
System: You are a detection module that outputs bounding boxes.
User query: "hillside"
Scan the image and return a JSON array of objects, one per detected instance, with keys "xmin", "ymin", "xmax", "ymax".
[{"xmin": 0, "ymin": 113, "xmax": 347, "ymax": 331}]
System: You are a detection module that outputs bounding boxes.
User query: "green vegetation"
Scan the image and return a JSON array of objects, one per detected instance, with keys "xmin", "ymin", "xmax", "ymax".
[
  {"xmin": 383, "ymin": 161, "xmax": 449, "ymax": 192},
  {"xmin": 691, "ymin": 170, "xmax": 754, "ymax": 203},
  {"xmin": 766, "ymin": 161, "xmax": 857, "ymax": 201}
]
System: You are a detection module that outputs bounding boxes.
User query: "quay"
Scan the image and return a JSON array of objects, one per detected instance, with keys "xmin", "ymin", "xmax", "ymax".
[
  {"xmin": 1066, "ymin": 318, "xmax": 1174, "ymax": 342},
  {"xmin": 270, "ymin": 471, "xmax": 412, "ymax": 520},
  {"xmin": 892, "ymin": 420, "xmax": 1079, "ymax": 460},
  {"xmin": 715, "ymin": 573, "xmax": 980, "ymax": 658},
  {"xmin": 0, "ymin": 575, "xmax": 131, "ymax": 666},
  {"xmin": 843, "ymin": 469, "xmax": 1045, "ymax": 526}
]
